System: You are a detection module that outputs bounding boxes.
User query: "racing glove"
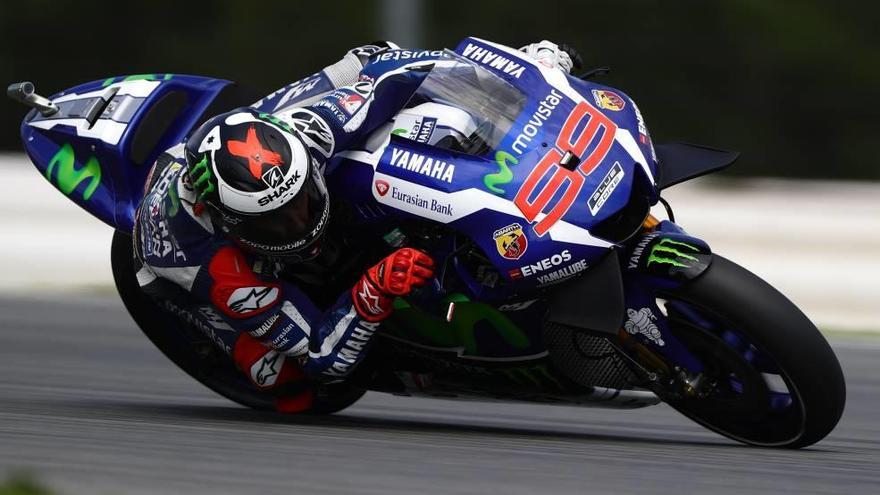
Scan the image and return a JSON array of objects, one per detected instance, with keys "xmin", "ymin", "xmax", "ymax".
[
  {"xmin": 520, "ymin": 40, "xmax": 582, "ymax": 74},
  {"xmin": 352, "ymin": 248, "xmax": 435, "ymax": 322},
  {"xmin": 325, "ymin": 41, "xmax": 402, "ymax": 88},
  {"xmin": 348, "ymin": 41, "xmax": 401, "ymax": 65}
]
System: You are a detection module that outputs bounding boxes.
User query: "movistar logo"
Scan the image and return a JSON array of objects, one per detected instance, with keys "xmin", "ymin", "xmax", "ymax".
[
  {"xmin": 646, "ymin": 238, "xmax": 700, "ymax": 268},
  {"xmin": 484, "ymin": 150, "xmax": 518, "ymax": 195},
  {"xmin": 46, "ymin": 143, "xmax": 102, "ymax": 201}
]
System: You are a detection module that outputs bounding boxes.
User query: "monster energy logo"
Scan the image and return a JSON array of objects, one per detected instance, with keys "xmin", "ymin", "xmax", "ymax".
[
  {"xmin": 484, "ymin": 150, "xmax": 518, "ymax": 195},
  {"xmin": 646, "ymin": 238, "xmax": 700, "ymax": 268},
  {"xmin": 46, "ymin": 143, "xmax": 102, "ymax": 201},
  {"xmin": 258, "ymin": 112, "xmax": 294, "ymax": 134},
  {"xmin": 190, "ymin": 155, "xmax": 215, "ymax": 199}
]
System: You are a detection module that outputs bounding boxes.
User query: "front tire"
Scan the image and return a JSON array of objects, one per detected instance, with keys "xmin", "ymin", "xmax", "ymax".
[{"xmin": 659, "ymin": 255, "xmax": 845, "ymax": 448}]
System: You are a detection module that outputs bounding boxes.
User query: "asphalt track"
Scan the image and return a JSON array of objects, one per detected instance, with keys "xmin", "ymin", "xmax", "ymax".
[{"xmin": 0, "ymin": 294, "xmax": 877, "ymax": 495}]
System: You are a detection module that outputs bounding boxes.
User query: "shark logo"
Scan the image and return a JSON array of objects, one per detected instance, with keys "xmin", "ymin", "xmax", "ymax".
[
  {"xmin": 227, "ymin": 286, "xmax": 280, "ymax": 314},
  {"xmin": 646, "ymin": 239, "xmax": 700, "ymax": 268}
]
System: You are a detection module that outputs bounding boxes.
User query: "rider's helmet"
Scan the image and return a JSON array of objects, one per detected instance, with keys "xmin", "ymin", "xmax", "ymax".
[{"xmin": 183, "ymin": 109, "xmax": 329, "ymax": 262}]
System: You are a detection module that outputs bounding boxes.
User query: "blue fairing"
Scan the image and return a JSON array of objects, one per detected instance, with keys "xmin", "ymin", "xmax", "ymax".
[
  {"xmin": 15, "ymin": 38, "xmax": 715, "ymax": 369},
  {"xmin": 330, "ymin": 38, "xmax": 661, "ymax": 294},
  {"xmin": 19, "ymin": 74, "xmax": 232, "ymax": 231}
]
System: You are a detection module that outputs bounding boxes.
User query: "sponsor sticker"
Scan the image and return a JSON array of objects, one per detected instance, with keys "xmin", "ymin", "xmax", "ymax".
[
  {"xmin": 624, "ymin": 307, "xmax": 665, "ymax": 346},
  {"xmin": 536, "ymin": 259, "xmax": 589, "ymax": 287},
  {"xmin": 386, "ymin": 147, "xmax": 455, "ymax": 183},
  {"xmin": 587, "ymin": 161, "xmax": 625, "ymax": 215},
  {"xmin": 338, "ymin": 93, "xmax": 366, "ymax": 114},
  {"xmin": 387, "ymin": 185, "xmax": 454, "ymax": 216},
  {"xmin": 512, "ymin": 249, "xmax": 573, "ymax": 278},
  {"xmin": 513, "ymin": 100, "xmax": 617, "ymax": 236},
  {"xmin": 393, "ymin": 115, "xmax": 438, "ymax": 144},
  {"xmin": 374, "ymin": 49, "xmax": 444, "ymax": 62},
  {"xmin": 461, "ymin": 43, "xmax": 526, "ymax": 78},
  {"xmin": 375, "ymin": 179, "xmax": 390, "ymax": 196},
  {"xmin": 592, "ymin": 89, "xmax": 626, "ymax": 111},
  {"xmin": 226, "ymin": 286, "xmax": 280, "ymax": 314},
  {"xmin": 493, "ymin": 223, "xmax": 528, "ymax": 260},
  {"xmin": 484, "ymin": 89, "xmax": 563, "ymax": 195}
]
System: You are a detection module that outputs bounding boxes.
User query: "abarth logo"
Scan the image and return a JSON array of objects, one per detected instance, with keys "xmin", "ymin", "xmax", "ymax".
[{"xmin": 493, "ymin": 223, "xmax": 528, "ymax": 260}]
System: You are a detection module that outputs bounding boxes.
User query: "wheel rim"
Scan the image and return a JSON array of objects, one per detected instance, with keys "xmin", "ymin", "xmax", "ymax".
[{"xmin": 660, "ymin": 298, "xmax": 808, "ymax": 446}]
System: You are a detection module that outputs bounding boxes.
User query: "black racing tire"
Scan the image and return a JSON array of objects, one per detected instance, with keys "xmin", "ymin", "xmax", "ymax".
[
  {"xmin": 111, "ymin": 231, "xmax": 365, "ymax": 415},
  {"xmin": 660, "ymin": 255, "xmax": 845, "ymax": 448}
]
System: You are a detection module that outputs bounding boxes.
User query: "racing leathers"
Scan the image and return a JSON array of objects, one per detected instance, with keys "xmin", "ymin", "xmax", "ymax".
[
  {"xmin": 134, "ymin": 40, "xmax": 573, "ymax": 412},
  {"xmin": 134, "ymin": 43, "xmax": 445, "ymax": 411}
]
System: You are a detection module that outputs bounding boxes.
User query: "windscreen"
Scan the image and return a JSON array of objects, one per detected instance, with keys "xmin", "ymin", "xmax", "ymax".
[{"xmin": 404, "ymin": 50, "xmax": 527, "ymax": 156}]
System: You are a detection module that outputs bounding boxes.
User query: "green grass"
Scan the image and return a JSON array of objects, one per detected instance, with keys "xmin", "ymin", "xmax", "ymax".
[
  {"xmin": 0, "ymin": 474, "xmax": 53, "ymax": 495},
  {"xmin": 820, "ymin": 328, "xmax": 880, "ymax": 339}
]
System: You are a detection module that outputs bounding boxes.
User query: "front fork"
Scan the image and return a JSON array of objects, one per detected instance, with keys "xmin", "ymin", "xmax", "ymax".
[{"xmin": 617, "ymin": 216, "xmax": 715, "ymax": 393}]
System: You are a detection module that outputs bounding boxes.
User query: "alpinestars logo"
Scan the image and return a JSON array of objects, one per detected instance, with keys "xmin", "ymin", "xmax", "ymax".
[
  {"xmin": 251, "ymin": 352, "xmax": 283, "ymax": 387},
  {"xmin": 285, "ymin": 110, "xmax": 335, "ymax": 157},
  {"xmin": 357, "ymin": 280, "xmax": 383, "ymax": 315},
  {"xmin": 227, "ymin": 286, "xmax": 280, "ymax": 314},
  {"xmin": 646, "ymin": 239, "xmax": 700, "ymax": 268}
]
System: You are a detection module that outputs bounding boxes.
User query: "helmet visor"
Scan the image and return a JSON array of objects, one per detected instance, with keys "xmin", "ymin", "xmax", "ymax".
[{"xmin": 229, "ymin": 167, "xmax": 330, "ymax": 260}]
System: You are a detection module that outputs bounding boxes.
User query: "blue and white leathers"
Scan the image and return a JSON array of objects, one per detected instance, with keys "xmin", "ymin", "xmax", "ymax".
[{"xmin": 134, "ymin": 46, "xmax": 446, "ymax": 382}]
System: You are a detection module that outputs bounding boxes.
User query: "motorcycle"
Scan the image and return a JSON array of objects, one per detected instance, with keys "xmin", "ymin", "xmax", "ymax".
[{"xmin": 8, "ymin": 37, "xmax": 845, "ymax": 448}]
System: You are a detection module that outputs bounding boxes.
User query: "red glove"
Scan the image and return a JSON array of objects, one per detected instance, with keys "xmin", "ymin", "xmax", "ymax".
[{"xmin": 352, "ymin": 248, "xmax": 435, "ymax": 322}]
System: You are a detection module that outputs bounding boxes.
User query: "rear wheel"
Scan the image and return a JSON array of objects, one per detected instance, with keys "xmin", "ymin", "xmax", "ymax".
[
  {"xmin": 655, "ymin": 255, "xmax": 845, "ymax": 448},
  {"xmin": 111, "ymin": 231, "xmax": 365, "ymax": 414}
]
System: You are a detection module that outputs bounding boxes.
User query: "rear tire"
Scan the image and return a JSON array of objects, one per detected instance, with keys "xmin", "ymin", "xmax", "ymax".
[
  {"xmin": 660, "ymin": 255, "xmax": 845, "ymax": 448},
  {"xmin": 111, "ymin": 231, "xmax": 365, "ymax": 414}
]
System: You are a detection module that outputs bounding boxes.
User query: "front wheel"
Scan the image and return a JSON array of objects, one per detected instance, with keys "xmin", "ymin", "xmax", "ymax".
[{"xmin": 653, "ymin": 255, "xmax": 845, "ymax": 448}]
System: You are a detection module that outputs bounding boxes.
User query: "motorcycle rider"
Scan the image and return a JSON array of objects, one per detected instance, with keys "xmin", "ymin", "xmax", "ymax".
[{"xmin": 134, "ymin": 40, "xmax": 577, "ymax": 413}]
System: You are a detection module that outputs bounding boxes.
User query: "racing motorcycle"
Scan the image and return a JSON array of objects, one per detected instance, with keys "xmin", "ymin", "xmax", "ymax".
[{"xmin": 8, "ymin": 37, "xmax": 845, "ymax": 448}]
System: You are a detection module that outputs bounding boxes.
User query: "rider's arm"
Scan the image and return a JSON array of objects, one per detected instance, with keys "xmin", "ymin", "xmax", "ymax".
[
  {"xmin": 251, "ymin": 42, "xmax": 400, "ymax": 113},
  {"xmin": 200, "ymin": 246, "xmax": 433, "ymax": 382}
]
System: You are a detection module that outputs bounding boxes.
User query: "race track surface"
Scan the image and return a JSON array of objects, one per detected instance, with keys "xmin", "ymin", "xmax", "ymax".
[{"xmin": 0, "ymin": 294, "xmax": 877, "ymax": 494}]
